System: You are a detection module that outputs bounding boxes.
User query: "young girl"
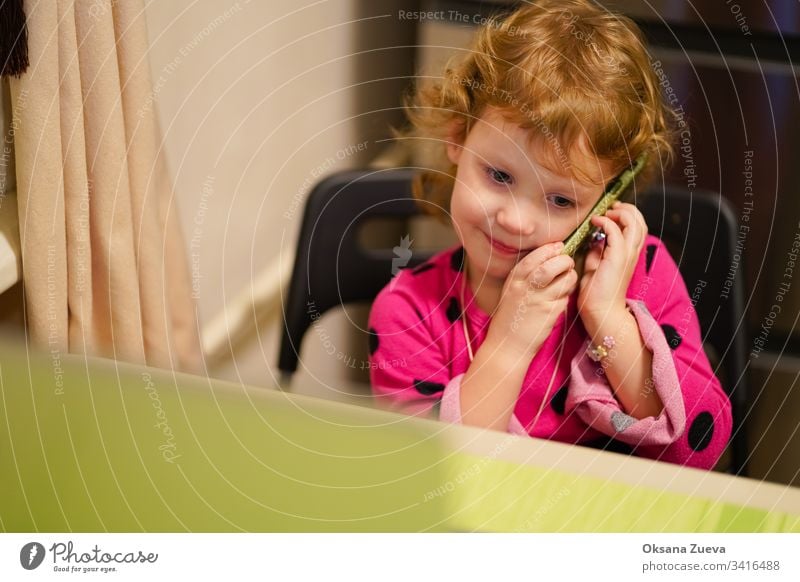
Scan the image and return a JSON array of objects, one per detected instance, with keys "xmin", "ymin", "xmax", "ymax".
[{"xmin": 367, "ymin": 0, "xmax": 731, "ymax": 470}]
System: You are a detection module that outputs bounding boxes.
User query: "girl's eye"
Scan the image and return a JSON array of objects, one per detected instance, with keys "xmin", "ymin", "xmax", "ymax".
[
  {"xmin": 486, "ymin": 167, "xmax": 513, "ymax": 186},
  {"xmin": 548, "ymin": 194, "xmax": 574, "ymax": 209}
]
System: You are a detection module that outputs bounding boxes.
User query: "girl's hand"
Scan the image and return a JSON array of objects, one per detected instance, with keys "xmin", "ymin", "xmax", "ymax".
[
  {"xmin": 485, "ymin": 241, "xmax": 578, "ymax": 362},
  {"xmin": 577, "ymin": 201, "xmax": 647, "ymax": 327}
]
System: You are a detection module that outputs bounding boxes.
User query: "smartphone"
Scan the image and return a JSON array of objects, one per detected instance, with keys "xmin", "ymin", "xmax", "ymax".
[{"xmin": 561, "ymin": 152, "xmax": 648, "ymax": 257}]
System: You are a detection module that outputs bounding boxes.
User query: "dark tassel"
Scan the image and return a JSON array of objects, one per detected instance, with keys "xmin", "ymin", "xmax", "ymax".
[{"xmin": 1, "ymin": 0, "xmax": 29, "ymax": 77}]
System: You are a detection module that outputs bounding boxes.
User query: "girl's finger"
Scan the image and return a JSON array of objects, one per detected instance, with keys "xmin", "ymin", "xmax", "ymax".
[
  {"xmin": 606, "ymin": 207, "xmax": 645, "ymax": 249},
  {"xmin": 528, "ymin": 254, "xmax": 574, "ymax": 288},
  {"xmin": 583, "ymin": 244, "xmax": 602, "ymax": 273},
  {"xmin": 604, "ymin": 210, "xmax": 631, "ymax": 246},
  {"xmin": 548, "ymin": 267, "xmax": 578, "ymax": 298},
  {"xmin": 515, "ymin": 241, "xmax": 564, "ymax": 277},
  {"xmin": 590, "ymin": 214, "xmax": 624, "ymax": 252},
  {"xmin": 589, "ymin": 216, "xmax": 625, "ymax": 267}
]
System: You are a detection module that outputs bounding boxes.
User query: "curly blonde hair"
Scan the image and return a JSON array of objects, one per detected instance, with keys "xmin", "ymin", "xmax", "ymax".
[{"xmin": 403, "ymin": 0, "xmax": 676, "ymax": 222}]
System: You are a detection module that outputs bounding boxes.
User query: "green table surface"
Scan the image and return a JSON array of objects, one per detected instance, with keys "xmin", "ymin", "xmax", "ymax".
[{"xmin": 1, "ymin": 343, "xmax": 798, "ymax": 532}]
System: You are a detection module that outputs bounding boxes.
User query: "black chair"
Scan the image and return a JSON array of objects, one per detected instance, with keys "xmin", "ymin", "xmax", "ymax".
[
  {"xmin": 279, "ymin": 169, "xmax": 749, "ymax": 476},
  {"xmin": 638, "ymin": 186, "xmax": 749, "ymax": 476},
  {"xmin": 278, "ymin": 168, "xmax": 433, "ymax": 378}
]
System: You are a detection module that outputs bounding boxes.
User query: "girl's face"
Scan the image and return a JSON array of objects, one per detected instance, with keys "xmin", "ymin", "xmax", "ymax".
[{"xmin": 447, "ymin": 107, "xmax": 615, "ymax": 283}]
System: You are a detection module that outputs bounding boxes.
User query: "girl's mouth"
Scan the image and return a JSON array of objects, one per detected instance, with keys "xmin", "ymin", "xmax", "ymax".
[{"xmin": 483, "ymin": 231, "xmax": 532, "ymax": 255}]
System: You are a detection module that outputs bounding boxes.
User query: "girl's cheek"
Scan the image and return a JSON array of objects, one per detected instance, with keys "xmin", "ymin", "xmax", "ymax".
[
  {"xmin": 468, "ymin": 186, "xmax": 498, "ymax": 219},
  {"xmin": 449, "ymin": 185, "xmax": 467, "ymax": 222},
  {"xmin": 453, "ymin": 186, "xmax": 486, "ymax": 224},
  {"xmin": 449, "ymin": 187, "xmax": 476, "ymax": 239},
  {"xmin": 548, "ymin": 213, "xmax": 579, "ymax": 241},
  {"xmin": 463, "ymin": 196, "xmax": 487, "ymax": 224}
]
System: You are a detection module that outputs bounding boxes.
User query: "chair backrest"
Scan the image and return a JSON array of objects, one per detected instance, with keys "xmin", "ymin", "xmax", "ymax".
[
  {"xmin": 279, "ymin": 168, "xmax": 432, "ymax": 376},
  {"xmin": 638, "ymin": 186, "xmax": 748, "ymax": 475},
  {"xmin": 280, "ymin": 169, "xmax": 748, "ymax": 475}
]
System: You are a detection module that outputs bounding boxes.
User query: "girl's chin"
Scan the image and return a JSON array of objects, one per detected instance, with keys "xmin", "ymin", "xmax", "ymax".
[
  {"xmin": 478, "ymin": 258, "xmax": 515, "ymax": 280},
  {"xmin": 484, "ymin": 248, "xmax": 525, "ymax": 267},
  {"xmin": 464, "ymin": 241, "xmax": 523, "ymax": 275}
]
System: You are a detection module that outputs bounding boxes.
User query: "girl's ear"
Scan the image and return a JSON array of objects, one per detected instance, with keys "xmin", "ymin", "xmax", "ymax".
[{"xmin": 445, "ymin": 119, "xmax": 466, "ymax": 165}]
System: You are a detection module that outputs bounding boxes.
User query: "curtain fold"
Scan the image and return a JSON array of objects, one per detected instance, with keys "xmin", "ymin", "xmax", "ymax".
[{"xmin": 9, "ymin": 0, "xmax": 202, "ymax": 373}]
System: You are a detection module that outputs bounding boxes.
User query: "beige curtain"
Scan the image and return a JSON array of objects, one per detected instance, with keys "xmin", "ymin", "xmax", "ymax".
[{"xmin": 8, "ymin": 0, "xmax": 202, "ymax": 372}]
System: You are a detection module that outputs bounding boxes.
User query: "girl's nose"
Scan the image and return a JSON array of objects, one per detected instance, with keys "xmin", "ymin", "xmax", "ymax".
[{"xmin": 495, "ymin": 200, "xmax": 535, "ymax": 238}]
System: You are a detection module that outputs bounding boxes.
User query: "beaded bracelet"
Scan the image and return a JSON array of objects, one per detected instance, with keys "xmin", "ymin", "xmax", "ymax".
[{"xmin": 587, "ymin": 335, "xmax": 616, "ymax": 362}]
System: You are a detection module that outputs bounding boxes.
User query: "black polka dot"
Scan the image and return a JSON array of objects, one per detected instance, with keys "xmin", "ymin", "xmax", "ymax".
[
  {"xmin": 661, "ymin": 324, "xmax": 683, "ymax": 350},
  {"xmin": 645, "ymin": 244, "xmax": 657, "ymax": 274},
  {"xmin": 412, "ymin": 262, "xmax": 435, "ymax": 275},
  {"xmin": 450, "ymin": 247, "xmax": 465, "ymax": 272},
  {"xmin": 367, "ymin": 328, "xmax": 379, "ymax": 355},
  {"xmin": 414, "ymin": 379, "xmax": 445, "ymax": 395},
  {"xmin": 446, "ymin": 297, "xmax": 462, "ymax": 323},
  {"xmin": 688, "ymin": 412, "xmax": 714, "ymax": 452},
  {"xmin": 551, "ymin": 385, "xmax": 568, "ymax": 415}
]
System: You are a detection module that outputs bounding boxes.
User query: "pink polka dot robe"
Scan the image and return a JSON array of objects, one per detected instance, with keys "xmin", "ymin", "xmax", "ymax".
[{"xmin": 367, "ymin": 236, "xmax": 732, "ymax": 470}]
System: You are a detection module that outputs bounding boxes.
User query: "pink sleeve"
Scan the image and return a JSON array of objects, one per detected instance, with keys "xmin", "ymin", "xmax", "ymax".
[
  {"xmin": 367, "ymin": 282, "xmax": 449, "ymax": 418},
  {"xmin": 440, "ymin": 374, "xmax": 528, "ymax": 435},
  {"xmin": 566, "ymin": 237, "xmax": 732, "ymax": 470},
  {"xmin": 567, "ymin": 299, "xmax": 686, "ymax": 445}
]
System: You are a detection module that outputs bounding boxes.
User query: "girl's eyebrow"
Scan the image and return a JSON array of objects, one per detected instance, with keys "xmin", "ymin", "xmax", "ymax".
[{"xmin": 532, "ymin": 164, "xmax": 596, "ymax": 200}]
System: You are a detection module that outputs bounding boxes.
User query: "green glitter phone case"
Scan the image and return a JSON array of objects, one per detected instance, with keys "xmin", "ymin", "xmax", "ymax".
[{"xmin": 562, "ymin": 152, "xmax": 648, "ymax": 257}]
